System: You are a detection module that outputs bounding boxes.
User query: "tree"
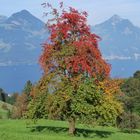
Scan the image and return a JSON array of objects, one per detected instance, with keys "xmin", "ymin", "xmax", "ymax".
[
  {"xmin": 26, "ymin": 76, "xmax": 48, "ymax": 120},
  {"xmin": 14, "ymin": 81, "xmax": 33, "ymax": 119},
  {"xmin": 12, "ymin": 93, "xmax": 28, "ymax": 119},
  {"xmin": 29, "ymin": 3, "xmax": 122, "ymax": 135},
  {"xmin": 40, "ymin": 3, "xmax": 110, "ymax": 79},
  {"xmin": 1, "ymin": 103, "xmax": 8, "ymax": 110},
  {"xmin": 118, "ymin": 71, "xmax": 140, "ymax": 132},
  {"xmin": 0, "ymin": 88, "xmax": 7, "ymax": 102},
  {"xmin": 23, "ymin": 80, "xmax": 33, "ymax": 101},
  {"xmin": 7, "ymin": 92, "xmax": 19, "ymax": 105},
  {"xmin": 121, "ymin": 73, "xmax": 140, "ymax": 115},
  {"xmin": 117, "ymin": 112, "xmax": 140, "ymax": 133},
  {"xmin": 133, "ymin": 70, "xmax": 140, "ymax": 79}
]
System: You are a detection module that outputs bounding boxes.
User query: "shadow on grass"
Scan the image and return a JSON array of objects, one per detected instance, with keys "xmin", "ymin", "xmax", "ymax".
[
  {"xmin": 119, "ymin": 130, "xmax": 140, "ymax": 134},
  {"xmin": 30, "ymin": 125, "xmax": 114, "ymax": 138}
]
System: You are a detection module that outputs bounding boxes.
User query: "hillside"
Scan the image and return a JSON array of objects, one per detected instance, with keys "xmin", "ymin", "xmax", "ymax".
[{"xmin": 0, "ymin": 100, "xmax": 13, "ymax": 119}]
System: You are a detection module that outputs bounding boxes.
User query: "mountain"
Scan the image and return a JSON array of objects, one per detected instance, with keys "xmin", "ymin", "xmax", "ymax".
[
  {"xmin": 0, "ymin": 10, "xmax": 48, "ymax": 93},
  {"xmin": 91, "ymin": 15, "xmax": 140, "ymax": 77},
  {"xmin": 0, "ymin": 11, "xmax": 140, "ymax": 93},
  {"xmin": 0, "ymin": 10, "xmax": 48, "ymax": 66},
  {"xmin": 0, "ymin": 15, "xmax": 7, "ymax": 23}
]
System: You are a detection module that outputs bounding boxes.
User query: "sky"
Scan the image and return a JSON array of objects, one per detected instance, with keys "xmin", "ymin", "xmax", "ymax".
[{"xmin": 0, "ymin": 0, "xmax": 140, "ymax": 26}]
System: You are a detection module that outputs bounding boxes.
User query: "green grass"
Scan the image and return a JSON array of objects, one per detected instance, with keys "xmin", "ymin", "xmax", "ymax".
[
  {"xmin": 0, "ymin": 108, "xmax": 7, "ymax": 119},
  {"xmin": 0, "ymin": 101, "xmax": 13, "ymax": 119},
  {"xmin": 0, "ymin": 101, "xmax": 13, "ymax": 109},
  {"xmin": 0, "ymin": 119, "xmax": 140, "ymax": 140}
]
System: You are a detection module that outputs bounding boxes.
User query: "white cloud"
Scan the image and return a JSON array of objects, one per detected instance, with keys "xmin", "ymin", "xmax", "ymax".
[
  {"xmin": 104, "ymin": 55, "xmax": 132, "ymax": 60},
  {"xmin": 0, "ymin": 60, "xmax": 12, "ymax": 66},
  {"xmin": 0, "ymin": 60, "xmax": 38, "ymax": 66},
  {"xmin": 134, "ymin": 53, "xmax": 140, "ymax": 60},
  {"xmin": 0, "ymin": 40, "xmax": 12, "ymax": 52},
  {"xmin": 25, "ymin": 42, "xmax": 36, "ymax": 50}
]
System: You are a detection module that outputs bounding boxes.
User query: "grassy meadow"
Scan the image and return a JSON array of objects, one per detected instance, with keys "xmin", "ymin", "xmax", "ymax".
[
  {"xmin": 0, "ymin": 101, "xmax": 13, "ymax": 119},
  {"xmin": 0, "ymin": 119, "xmax": 140, "ymax": 140}
]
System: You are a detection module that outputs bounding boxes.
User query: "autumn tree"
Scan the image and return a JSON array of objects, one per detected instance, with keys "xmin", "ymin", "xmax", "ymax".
[
  {"xmin": 12, "ymin": 93, "xmax": 28, "ymax": 119},
  {"xmin": 12, "ymin": 81, "xmax": 32, "ymax": 118},
  {"xmin": 26, "ymin": 76, "xmax": 48, "ymax": 120},
  {"xmin": 29, "ymin": 3, "xmax": 123, "ymax": 135}
]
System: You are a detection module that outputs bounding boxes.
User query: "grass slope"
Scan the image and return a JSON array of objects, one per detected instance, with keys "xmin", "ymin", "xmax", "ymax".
[
  {"xmin": 0, "ymin": 101, "xmax": 13, "ymax": 108},
  {"xmin": 0, "ymin": 119, "xmax": 140, "ymax": 140},
  {"xmin": 0, "ymin": 101, "xmax": 13, "ymax": 119}
]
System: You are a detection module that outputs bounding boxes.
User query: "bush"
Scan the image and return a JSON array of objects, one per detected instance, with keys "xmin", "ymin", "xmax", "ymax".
[
  {"xmin": 10, "ymin": 107, "xmax": 20, "ymax": 119},
  {"xmin": 1, "ymin": 103, "xmax": 8, "ymax": 110},
  {"xmin": 117, "ymin": 112, "xmax": 140, "ymax": 133},
  {"xmin": 7, "ymin": 109, "xmax": 12, "ymax": 119}
]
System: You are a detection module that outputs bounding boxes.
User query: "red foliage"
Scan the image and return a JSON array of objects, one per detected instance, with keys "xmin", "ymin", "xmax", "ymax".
[{"xmin": 40, "ymin": 4, "xmax": 111, "ymax": 79}]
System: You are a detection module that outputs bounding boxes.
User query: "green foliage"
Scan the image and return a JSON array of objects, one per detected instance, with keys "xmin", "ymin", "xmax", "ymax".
[
  {"xmin": 45, "ymin": 78, "xmax": 122, "ymax": 126},
  {"xmin": 6, "ymin": 93, "xmax": 19, "ymax": 105},
  {"xmin": 0, "ymin": 88, "xmax": 7, "ymax": 102},
  {"xmin": 26, "ymin": 76, "xmax": 49, "ymax": 120},
  {"xmin": 119, "ymin": 71, "xmax": 140, "ymax": 132},
  {"xmin": 26, "ymin": 92, "xmax": 48, "ymax": 120},
  {"xmin": 67, "ymin": 79, "xmax": 119, "ymax": 126},
  {"xmin": 133, "ymin": 70, "xmax": 140, "ymax": 79},
  {"xmin": 121, "ymin": 75, "xmax": 140, "ymax": 115},
  {"xmin": 117, "ymin": 112, "xmax": 140, "ymax": 133},
  {"xmin": 23, "ymin": 80, "xmax": 33, "ymax": 101}
]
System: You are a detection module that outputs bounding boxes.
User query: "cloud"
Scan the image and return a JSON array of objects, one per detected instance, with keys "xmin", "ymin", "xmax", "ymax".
[
  {"xmin": 0, "ymin": 60, "xmax": 12, "ymax": 66},
  {"xmin": 0, "ymin": 40, "xmax": 12, "ymax": 52},
  {"xmin": 25, "ymin": 43, "xmax": 36, "ymax": 50},
  {"xmin": 0, "ymin": 60, "xmax": 38, "ymax": 66},
  {"xmin": 104, "ymin": 55, "xmax": 132, "ymax": 60},
  {"xmin": 134, "ymin": 53, "xmax": 140, "ymax": 60}
]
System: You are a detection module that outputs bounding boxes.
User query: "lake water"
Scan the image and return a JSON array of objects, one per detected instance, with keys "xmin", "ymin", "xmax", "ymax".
[{"xmin": 0, "ymin": 64, "xmax": 42, "ymax": 93}]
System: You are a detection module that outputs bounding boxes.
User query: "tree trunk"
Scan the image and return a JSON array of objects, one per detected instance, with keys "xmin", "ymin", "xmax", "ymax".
[{"xmin": 68, "ymin": 118, "xmax": 76, "ymax": 135}]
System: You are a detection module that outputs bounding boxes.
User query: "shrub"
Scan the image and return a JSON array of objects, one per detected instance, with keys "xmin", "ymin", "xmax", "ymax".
[
  {"xmin": 117, "ymin": 112, "xmax": 140, "ymax": 133},
  {"xmin": 1, "ymin": 103, "xmax": 8, "ymax": 110}
]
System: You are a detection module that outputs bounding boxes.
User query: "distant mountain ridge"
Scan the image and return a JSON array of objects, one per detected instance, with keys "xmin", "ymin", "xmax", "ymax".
[
  {"xmin": 0, "ymin": 10, "xmax": 140, "ymax": 93},
  {"xmin": 0, "ymin": 10, "xmax": 47, "ymax": 93},
  {"xmin": 91, "ymin": 15, "xmax": 140, "ymax": 77},
  {"xmin": 6, "ymin": 10, "xmax": 44, "ymax": 30},
  {"xmin": 0, "ymin": 10, "xmax": 48, "ymax": 66},
  {"xmin": 0, "ymin": 15, "xmax": 7, "ymax": 23},
  {"xmin": 92, "ymin": 15, "xmax": 140, "ymax": 60}
]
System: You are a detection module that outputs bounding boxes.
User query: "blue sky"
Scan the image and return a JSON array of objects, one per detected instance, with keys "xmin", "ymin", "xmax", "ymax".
[{"xmin": 0, "ymin": 0, "xmax": 140, "ymax": 26}]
